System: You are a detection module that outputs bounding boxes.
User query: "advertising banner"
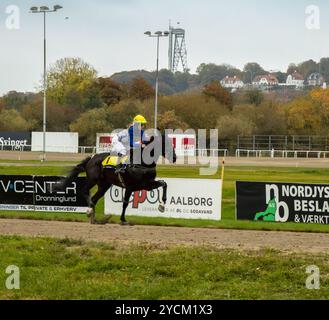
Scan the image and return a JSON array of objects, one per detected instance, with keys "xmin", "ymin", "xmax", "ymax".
[
  {"xmin": 0, "ymin": 175, "xmax": 34, "ymax": 211},
  {"xmin": 32, "ymin": 132, "xmax": 79, "ymax": 153},
  {"xmin": 33, "ymin": 176, "xmax": 88, "ymax": 212},
  {"xmin": 168, "ymin": 134, "xmax": 196, "ymax": 157},
  {"xmin": 236, "ymin": 181, "xmax": 329, "ymax": 225},
  {"xmin": 0, "ymin": 132, "xmax": 31, "ymax": 151},
  {"xmin": 0, "ymin": 175, "xmax": 88, "ymax": 213},
  {"xmin": 105, "ymin": 178, "xmax": 222, "ymax": 220},
  {"xmin": 96, "ymin": 133, "xmax": 115, "ymax": 154}
]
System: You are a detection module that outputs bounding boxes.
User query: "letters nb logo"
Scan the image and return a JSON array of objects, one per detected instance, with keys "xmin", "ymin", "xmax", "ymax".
[{"xmin": 265, "ymin": 184, "xmax": 289, "ymax": 222}]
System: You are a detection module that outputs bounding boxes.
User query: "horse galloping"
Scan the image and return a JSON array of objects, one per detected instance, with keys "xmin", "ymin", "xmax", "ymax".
[{"xmin": 58, "ymin": 131, "xmax": 177, "ymax": 225}]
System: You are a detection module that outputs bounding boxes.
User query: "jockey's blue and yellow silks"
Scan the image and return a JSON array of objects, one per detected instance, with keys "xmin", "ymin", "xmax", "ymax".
[
  {"xmin": 128, "ymin": 124, "xmax": 147, "ymax": 148},
  {"xmin": 111, "ymin": 125, "xmax": 149, "ymax": 157}
]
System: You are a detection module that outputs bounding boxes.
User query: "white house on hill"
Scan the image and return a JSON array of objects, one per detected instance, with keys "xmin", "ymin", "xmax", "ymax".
[
  {"xmin": 220, "ymin": 76, "xmax": 244, "ymax": 89},
  {"xmin": 253, "ymin": 74, "xmax": 279, "ymax": 87},
  {"xmin": 308, "ymin": 73, "xmax": 324, "ymax": 86},
  {"xmin": 286, "ymin": 71, "xmax": 304, "ymax": 88}
]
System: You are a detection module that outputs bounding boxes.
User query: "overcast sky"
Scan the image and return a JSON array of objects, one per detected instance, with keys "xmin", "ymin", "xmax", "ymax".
[{"xmin": 0, "ymin": 0, "xmax": 328, "ymax": 95}]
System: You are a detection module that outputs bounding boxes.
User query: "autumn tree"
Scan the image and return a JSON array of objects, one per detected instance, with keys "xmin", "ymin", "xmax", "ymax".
[
  {"xmin": 272, "ymin": 71, "xmax": 287, "ymax": 84},
  {"xmin": 0, "ymin": 98, "xmax": 4, "ymax": 112},
  {"xmin": 203, "ymin": 81, "xmax": 233, "ymax": 108},
  {"xmin": 0, "ymin": 109, "xmax": 31, "ymax": 131},
  {"xmin": 217, "ymin": 115, "xmax": 255, "ymax": 140},
  {"xmin": 244, "ymin": 89, "xmax": 264, "ymax": 106},
  {"xmin": 156, "ymin": 94, "xmax": 230, "ymax": 130},
  {"xmin": 21, "ymin": 96, "xmax": 79, "ymax": 132},
  {"xmin": 298, "ymin": 59, "xmax": 318, "ymax": 78},
  {"xmin": 46, "ymin": 57, "xmax": 98, "ymax": 109},
  {"xmin": 174, "ymin": 71, "xmax": 190, "ymax": 92},
  {"xmin": 157, "ymin": 110, "xmax": 189, "ymax": 131},
  {"xmin": 319, "ymin": 58, "xmax": 329, "ymax": 83},
  {"xmin": 243, "ymin": 63, "xmax": 266, "ymax": 83},
  {"xmin": 108, "ymin": 99, "xmax": 142, "ymax": 129},
  {"xmin": 95, "ymin": 77, "xmax": 124, "ymax": 106},
  {"xmin": 0, "ymin": 91, "xmax": 38, "ymax": 112},
  {"xmin": 285, "ymin": 96, "xmax": 322, "ymax": 135},
  {"xmin": 309, "ymin": 88, "xmax": 329, "ymax": 128},
  {"xmin": 70, "ymin": 108, "xmax": 110, "ymax": 145},
  {"xmin": 287, "ymin": 63, "xmax": 299, "ymax": 75},
  {"xmin": 129, "ymin": 77, "xmax": 154, "ymax": 101},
  {"xmin": 253, "ymin": 102, "xmax": 287, "ymax": 135}
]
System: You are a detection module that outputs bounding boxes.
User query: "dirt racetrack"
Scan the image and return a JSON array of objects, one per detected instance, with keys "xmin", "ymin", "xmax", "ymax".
[{"xmin": 0, "ymin": 219, "xmax": 328, "ymax": 254}]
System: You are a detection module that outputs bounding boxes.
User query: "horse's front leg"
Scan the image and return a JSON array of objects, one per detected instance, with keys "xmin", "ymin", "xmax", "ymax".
[{"xmin": 121, "ymin": 188, "xmax": 133, "ymax": 225}]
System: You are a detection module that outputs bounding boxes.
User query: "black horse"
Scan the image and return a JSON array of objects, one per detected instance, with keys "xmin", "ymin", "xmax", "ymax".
[{"xmin": 59, "ymin": 131, "xmax": 176, "ymax": 225}]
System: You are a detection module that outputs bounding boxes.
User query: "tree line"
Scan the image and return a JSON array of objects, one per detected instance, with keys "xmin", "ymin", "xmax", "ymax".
[{"xmin": 1, "ymin": 57, "xmax": 329, "ymax": 146}]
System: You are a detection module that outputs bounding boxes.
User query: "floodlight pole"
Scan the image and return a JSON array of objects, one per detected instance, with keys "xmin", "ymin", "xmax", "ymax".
[
  {"xmin": 30, "ymin": 5, "xmax": 63, "ymax": 162},
  {"xmin": 154, "ymin": 35, "xmax": 160, "ymax": 130},
  {"xmin": 43, "ymin": 11, "xmax": 47, "ymax": 162},
  {"xmin": 144, "ymin": 31, "xmax": 169, "ymax": 130}
]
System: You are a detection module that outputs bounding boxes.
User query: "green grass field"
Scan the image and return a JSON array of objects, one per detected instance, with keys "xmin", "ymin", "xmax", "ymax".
[
  {"xmin": 0, "ymin": 162, "xmax": 329, "ymax": 233},
  {"xmin": 0, "ymin": 235, "xmax": 328, "ymax": 300}
]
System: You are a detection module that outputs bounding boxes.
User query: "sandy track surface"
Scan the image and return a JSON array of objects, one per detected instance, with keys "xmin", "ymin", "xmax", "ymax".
[{"xmin": 0, "ymin": 219, "xmax": 328, "ymax": 254}]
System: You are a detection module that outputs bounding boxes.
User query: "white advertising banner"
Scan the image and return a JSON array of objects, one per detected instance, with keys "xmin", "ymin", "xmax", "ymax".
[
  {"xmin": 32, "ymin": 132, "xmax": 79, "ymax": 153},
  {"xmin": 105, "ymin": 178, "xmax": 222, "ymax": 220}
]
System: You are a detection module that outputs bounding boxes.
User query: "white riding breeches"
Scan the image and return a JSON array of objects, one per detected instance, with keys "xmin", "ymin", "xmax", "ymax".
[{"xmin": 111, "ymin": 141, "xmax": 127, "ymax": 156}]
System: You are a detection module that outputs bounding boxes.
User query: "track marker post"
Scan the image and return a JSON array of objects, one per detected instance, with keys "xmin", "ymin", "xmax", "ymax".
[{"xmin": 221, "ymin": 157, "xmax": 225, "ymax": 194}]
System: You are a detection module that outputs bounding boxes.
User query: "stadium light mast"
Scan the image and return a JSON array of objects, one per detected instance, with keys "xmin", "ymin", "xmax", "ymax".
[
  {"xmin": 144, "ymin": 30, "xmax": 169, "ymax": 129},
  {"xmin": 30, "ymin": 5, "xmax": 63, "ymax": 162}
]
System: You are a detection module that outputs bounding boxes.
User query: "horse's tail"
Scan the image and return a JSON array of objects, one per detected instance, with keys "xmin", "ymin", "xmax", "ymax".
[
  {"xmin": 70, "ymin": 156, "xmax": 92, "ymax": 177},
  {"xmin": 57, "ymin": 156, "xmax": 92, "ymax": 190}
]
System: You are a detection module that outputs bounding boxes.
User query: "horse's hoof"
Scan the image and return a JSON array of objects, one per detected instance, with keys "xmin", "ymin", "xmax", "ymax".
[
  {"xmin": 120, "ymin": 221, "xmax": 129, "ymax": 226},
  {"xmin": 86, "ymin": 208, "xmax": 94, "ymax": 218},
  {"xmin": 158, "ymin": 204, "xmax": 165, "ymax": 213}
]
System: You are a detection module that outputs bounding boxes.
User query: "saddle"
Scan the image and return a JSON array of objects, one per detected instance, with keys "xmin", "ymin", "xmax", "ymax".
[{"xmin": 102, "ymin": 155, "xmax": 129, "ymax": 169}]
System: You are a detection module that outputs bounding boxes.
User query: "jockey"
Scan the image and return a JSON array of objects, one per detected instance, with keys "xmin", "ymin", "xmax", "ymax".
[{"xmin": 112, "ymin": 115, "xmax": 148, "ymax": 174}]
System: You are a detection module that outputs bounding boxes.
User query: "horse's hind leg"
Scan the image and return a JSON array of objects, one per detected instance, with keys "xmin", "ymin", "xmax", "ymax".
[
  {"xmin": 145, "ymin": 180, "xmax": 167, "ymax": 213},
  {"xmin": 156, "ymin": 180, "xmax": 167, "ymax": 213}
]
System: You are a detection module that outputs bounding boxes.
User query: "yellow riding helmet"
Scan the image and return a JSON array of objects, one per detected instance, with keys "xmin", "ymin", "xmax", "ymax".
[{"xmin": 133, "ymin": 115, "xmax": 147, "ymax": 124}]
